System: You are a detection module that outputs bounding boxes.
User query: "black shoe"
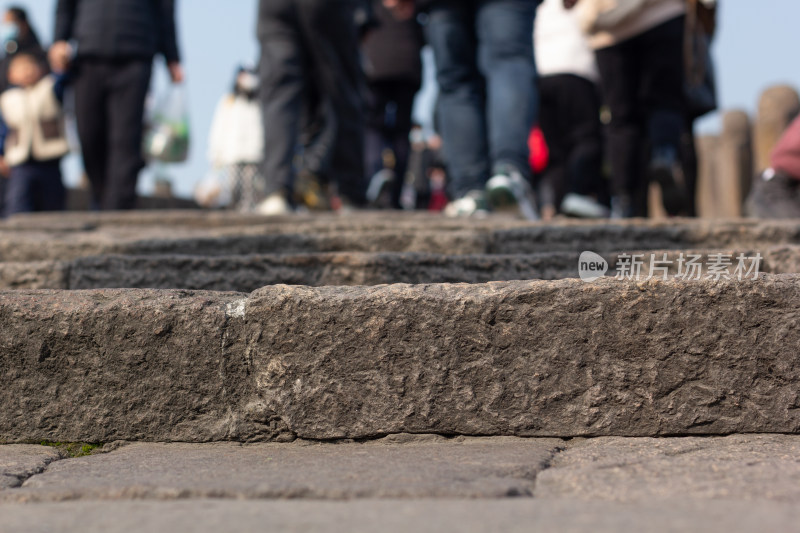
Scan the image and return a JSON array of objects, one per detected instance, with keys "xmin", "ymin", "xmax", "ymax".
[
  {"xmin": 745, "ymin": 169, "xmax": 800, "ymax": 219},
  {"xmin": 649, "ymin": 148, "xmax": 689, "ymax": 216}
]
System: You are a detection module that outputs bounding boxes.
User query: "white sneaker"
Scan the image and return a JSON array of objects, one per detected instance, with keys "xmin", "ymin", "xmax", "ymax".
[
  {"xmin": 256, "ymin": 193, "xmax": 292, "ymax": 216},
  {"xmin": 486, "ymin": 170, "xmax": 539, "ymax": 221},
  {"xmin": 444, "ymin": 190, "xmax": 489, "ymax": 218},
  {"xmin": 560, "ymin": 193, "xmax": 610, "ymax": 219}
]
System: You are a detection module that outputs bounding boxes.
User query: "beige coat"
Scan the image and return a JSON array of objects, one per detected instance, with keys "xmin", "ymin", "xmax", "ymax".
[
  {"xmin": 577, "ymin": 0, "xmax": 686, "ymax": 49},
  {"xmin": 0, "ymin": 76, "xmax": 70, "ymax": 166}
]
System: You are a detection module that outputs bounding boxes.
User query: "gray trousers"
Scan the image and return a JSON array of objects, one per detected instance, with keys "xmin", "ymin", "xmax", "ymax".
[{"xmin": 258, "ymin": 0, "xmax": 366, "ymax": 204}]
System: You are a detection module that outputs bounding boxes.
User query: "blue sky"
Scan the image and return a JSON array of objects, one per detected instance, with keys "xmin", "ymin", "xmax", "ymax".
[{"xmin": 24, "ymin": 0, "xmax": 800, "ymax": 199}]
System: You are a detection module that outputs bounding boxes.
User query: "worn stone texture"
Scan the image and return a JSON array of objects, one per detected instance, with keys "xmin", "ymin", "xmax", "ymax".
[
  {"xmin": 2, "ymin": 276, "xmax": 800, "ymax": 442},
  {"xmin": 0, "ymin": 445, "xmax": 62, "ymax": 490},
  {"xmin": 4, "ymin": 436, "xmax": 562, "ymax": 502},
  {"xmin": 0, "ymin": 289, "xmax": 286, "ymax": 444},
  {"xmin": 0, "ymin": 261, "xmax": 68, "ymax": 290},
  {"xmin": 66, "ymin": 253, "xmax": 585, "ymax": 291},
  {"xmin": 6, "ymin": 499, "xmax": 800, "ymax": 533},
  {"xmin": 248, "ymin": 276, "xmax": 800, "ymax": 440},
  {"xmin": 535, "ymin": 435, "xmax": 800, "ymax": 502},
  {"xmin": 2, "ymin": 213, "xmax": 800, "ymax": 262},
  {"xmin": 0, "ymin": 246, "xmax": 792, "ymax": 292}
]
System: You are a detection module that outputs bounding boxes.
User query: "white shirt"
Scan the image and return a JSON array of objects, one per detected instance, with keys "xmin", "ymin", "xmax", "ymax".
[{"xmin": 534, "ymin": 0, "xmax": 599, "ymax": 82}]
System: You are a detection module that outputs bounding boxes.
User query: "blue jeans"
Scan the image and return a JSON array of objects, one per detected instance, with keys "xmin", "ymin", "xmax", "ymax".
[{"xmin": 425, "ymin": 0, "xmax": 540, "ymax": 199}]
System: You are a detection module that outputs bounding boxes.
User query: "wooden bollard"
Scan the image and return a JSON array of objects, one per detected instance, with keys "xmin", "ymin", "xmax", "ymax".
[{"xmin": 754, "ymin": 85, "xmax": 800, "ymax": 173}]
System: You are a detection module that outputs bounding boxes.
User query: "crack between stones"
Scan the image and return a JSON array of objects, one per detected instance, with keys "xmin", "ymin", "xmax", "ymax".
[
  {"xmin": 6, "ymin": 453, "xmax": 66, "ymax": 490},
  {"xmin": 529, "ymin": 438, "xmax": 571, "ymax": 499}
]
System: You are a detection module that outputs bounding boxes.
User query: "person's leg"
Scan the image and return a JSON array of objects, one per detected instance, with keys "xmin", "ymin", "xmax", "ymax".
[
  {"xmin": 32, "ymin": 160, "xmax": 66, "ymax": 212},
  {"xmin": 104, "ymin": 59, "xmax": 152, "ymax": 210},
  {"xmin": 537, "ymin": 75, "xmax": 566, "ymax": 214},
  {"xmin": 681, "ymin": 117, "xmax": 698, "ymax": 216},
  {"xmin": 476, "ymin": 0, "xmax": 538, "ymax": 179},
  {"xmin": 73, "ymin": 59, "xmax": 109, "ymax": 209},
  {"xmin": 639, "ymin": 15, "xmax": 688, "ymax": 215},
  {"xmin": 4, "ymin": 165, "xmax": 34, "ymax": 216},
  {"xmin": 561, "ymin": 75, "xmax": 604, "ymax": 198},
  {"xmin": 298, "ymin": 0, "xmax": 366, "ymax": 205},
  {"xmin": 595, "ymin": 40, "xmax": 642, "ymax": 217},
  {"xmin": 259, "ymin": 0, "xmax": 307, "ymax": 201},
  {"xmin": 364, "ymin": 81, "xmax": 388, "ymax": 182},
  {"xmin": 424, "ymin": 2, "xmax": 489, "ymax": 200},
  {"xmin": 387, "ymin": 81, "xmax": 418, "ymax": 208}
]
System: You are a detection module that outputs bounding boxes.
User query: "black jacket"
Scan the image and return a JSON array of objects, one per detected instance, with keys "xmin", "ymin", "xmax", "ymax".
[
  {"xmin": 362, "ymin": 2, "xmax": 423, "ymax": 85},
  {"xmin": 54, "ymin": 0, "xmax": 180, "ymax": 63}
]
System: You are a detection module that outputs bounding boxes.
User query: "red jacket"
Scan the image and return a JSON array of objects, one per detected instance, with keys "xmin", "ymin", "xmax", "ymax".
[{"xmin": 772, "ymin": 115, "xmax": 800, "ymax": 179}]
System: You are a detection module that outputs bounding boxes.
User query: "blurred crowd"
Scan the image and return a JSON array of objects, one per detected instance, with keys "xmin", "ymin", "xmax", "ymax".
[{"xmin": 1, "ymin": 0, "xmax": 799, "ymax": 220}]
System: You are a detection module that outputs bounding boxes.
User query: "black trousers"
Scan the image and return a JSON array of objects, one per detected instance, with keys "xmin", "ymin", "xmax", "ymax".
[
  {"xmin": 538, "ymin": 74, "xmax": 604, "ymax": 206},
  {"xmin": 365, "ymin": 79, "xmax": 419, "ymax": 208},
  {"xmin": 259, "ymin": 0, "xmax": 366, "ymax": 204},
  {"xmin": 74, "ymin": 57, "xmax": 152, "ymax": 210},
  {"xmin": 594, "ymin": 15, "xmax": 685, "ymax": 213}
]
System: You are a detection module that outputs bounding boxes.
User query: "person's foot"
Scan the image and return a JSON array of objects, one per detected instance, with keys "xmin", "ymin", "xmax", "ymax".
[
  {"xmin": 485, "ymin": 167, "xmax": 539, "ymax": 221},
  {"xmin": 610, "ymin": 194, "xmax": 633, "ymax": 219},
  {"xmin": 649, "ymin": 147, "xmax": 689, "ymax": 216},
  {"xmin": 444, "ymin": 190, "xmax": 489, "ymax": 218},
  {"xmin": 560, "ymin": 193, "xmax": 611, "ymax": 219},
  {"xmin": 745, "ymin": 169, "xmax": 800, "ymax": 219},
  {"xmin": 366, "ymin": 168, "xmax": 395, "ymax": 207},
  {"xmin": 256, "ymin": 192, "xmax": 292, "ymax": 216}
]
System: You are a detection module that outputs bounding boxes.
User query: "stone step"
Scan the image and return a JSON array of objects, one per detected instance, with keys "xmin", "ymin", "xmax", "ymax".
[
  {"xmin": 2, "ymin": 214, "xmax": 800, "ymax": 261},
  {"xmin": 2, "ymin": 275, "xmax": 798, "ymax": 443},
  {"xmin": 1, "ymin": 246, "xmax": 794, "ymax": 291}
]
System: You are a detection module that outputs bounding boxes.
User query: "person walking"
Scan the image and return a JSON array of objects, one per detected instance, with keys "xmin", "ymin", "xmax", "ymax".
[
  {"xmin": 535, "ymin": 0, "xmax": 608, "ymax": 219},
  {"xmin": 257, "ymin": 0, "xmax": 368, "ymax": 215},
  {"xmin": 410, "ymin": 0, "xmax": 541, "ymax": 219},
  {"xmin": 50, "ymin": 0, "xmax": 183, "ymax": 211},
  {"xmin": 361, "ymin": 0, "xmax": 424, "ymax": 208},
  {"xmin": 207, "ymin": 66, "xmax": 265, "ymax": 213},
  {"xmin": 575, "ymin": 0, "xmax": 687, "ymax": 218}
]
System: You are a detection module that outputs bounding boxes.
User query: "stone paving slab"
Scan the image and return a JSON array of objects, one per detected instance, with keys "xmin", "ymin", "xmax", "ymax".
[
  {"xmin": 4, "ymin": 437, "xmax": 800, "ymax": 532},
  {"xmin": 2, "ymin": 214, "xmax": 800, "ymax": 262},
  {"xmin": 535, "ymin": 434, "xmax": 800, "ymax": 502},
  {"xmin": 0, "ymin": 446, "xmax": 62, "ymax": 490},
  {"xmin": 3, "ymin": 499, "xmax": 799, "ymax": 533},
  {"xmin": 1, "ymin": 246, "xmax": 792, "ymax": 291},
  {"xmin": 2, "ymin": 276, "xmax": 800, "ymax": 442},
  {"xmin": 3, "ymin": 436, "xmax": 562, "ymax": 502}
]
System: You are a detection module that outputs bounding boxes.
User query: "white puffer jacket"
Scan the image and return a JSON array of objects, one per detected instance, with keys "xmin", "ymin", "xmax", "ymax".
[{"xmin": 207, "ymin": 94, "xmax": 264, "ymax": 166}]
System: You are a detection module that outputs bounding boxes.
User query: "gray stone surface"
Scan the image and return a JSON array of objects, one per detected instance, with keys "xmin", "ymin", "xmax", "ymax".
[
  {"xmin": 0, "ymin": 245, "xmax": 792, "ymax": 293},
  {"xmin": 3, "ymin": 499, "xmax": 799, "ymax": 533},
  {"xmin": 536, "ymin": 434, "xmax": 800, "ymax": 502},
  {"xmin": 248, "ymin": 276, "xmax": 800, "ymax": 440},
  {"xmin": 0, "ymin": 446, "xmax": 62, "ymax": 490},
  {"xmin": 4, "ymin": 436, "xmax": 562, "ymax": 502},
  {"xmin": 0, "ymin": 261, "xmax": 68, "ymax": 290},
  {"xmin": 0, "ymin": 289, "xmax": 284, "ymax": 444},
  {"xmin": 65, "ymin": 252, "xmax": 585, "ymax": 291},
  {"xmin": 3, "ymin": 213, "xmax": 800, "ymax": 262},
  {"xmin": 3, "ymin": 276, "xmax": 800, "ymax": 442}
]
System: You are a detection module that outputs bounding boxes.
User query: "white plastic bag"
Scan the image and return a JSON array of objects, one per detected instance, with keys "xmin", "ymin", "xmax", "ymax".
[{"xmin": 144, "ymin": 85, "xmax": 191, "ymax": 163}]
